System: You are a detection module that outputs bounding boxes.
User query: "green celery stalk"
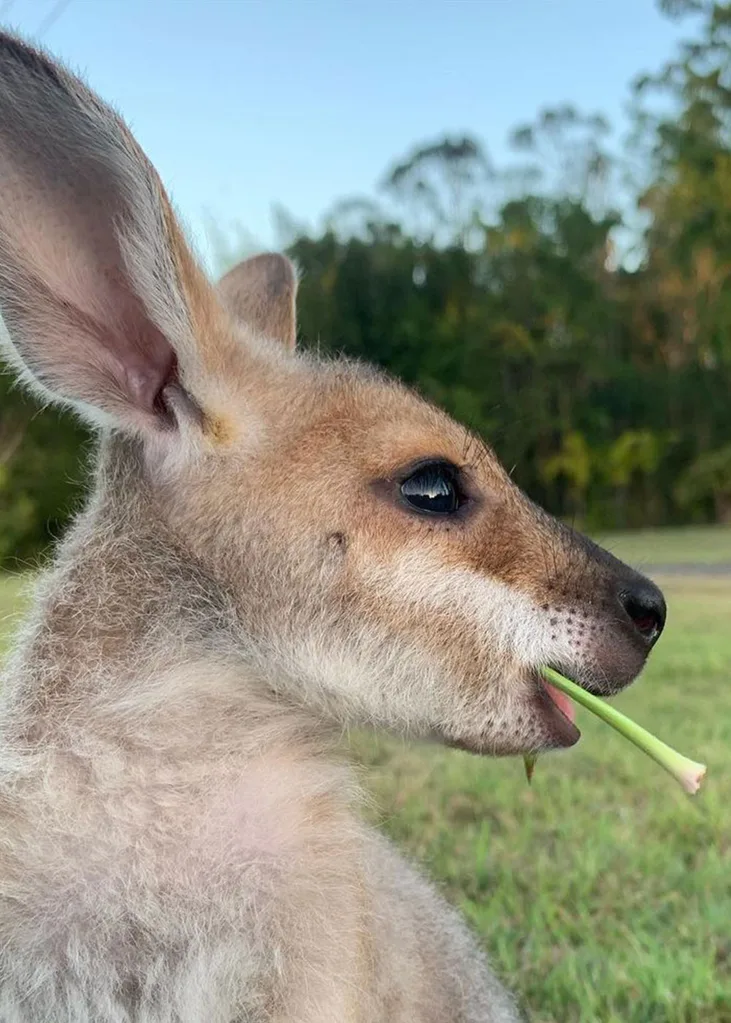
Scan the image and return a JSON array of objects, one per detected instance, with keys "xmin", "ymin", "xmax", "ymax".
[{"xmin": 525, "ymin": 667, "xmax": 706, "ymax": 795}]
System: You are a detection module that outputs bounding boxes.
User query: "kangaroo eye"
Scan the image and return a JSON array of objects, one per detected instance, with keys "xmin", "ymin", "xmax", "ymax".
[{"xmin": 400, "ymin": 463, "xmax": 461, "ymax": 515}]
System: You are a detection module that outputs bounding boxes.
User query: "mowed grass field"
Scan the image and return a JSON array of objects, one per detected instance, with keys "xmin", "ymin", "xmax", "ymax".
[
  {"xmin": 594, "ymin": 524, "xmax": 731, "ymax": 567},
  {"xmin": 0, "ymin": 528, "xmax": 729, "ymax": 1022}
]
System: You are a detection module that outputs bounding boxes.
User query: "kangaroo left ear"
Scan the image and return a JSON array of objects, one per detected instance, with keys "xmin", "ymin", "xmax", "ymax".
[
  {"xmin": 0, "ymin": 30, "xmax": 238, "ymax": 439},
  {"xmin": 218, "ymin": 253, "xmax": 298, "ymax": 351}
]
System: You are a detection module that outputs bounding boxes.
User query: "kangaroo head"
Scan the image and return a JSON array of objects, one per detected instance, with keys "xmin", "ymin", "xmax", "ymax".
[{"xmin": 0, "ymin": 33, "xmax": 665, "ymax": 757}]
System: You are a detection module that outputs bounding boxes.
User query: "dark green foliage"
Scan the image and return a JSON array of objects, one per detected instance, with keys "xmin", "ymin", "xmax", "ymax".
[
  {"xmin": 0, "ymin": 374, "xmax": 88, "ymax": 568},
  {"xmin": 0, "ymin": 4, "xmax": 729, "ymax": 566}
]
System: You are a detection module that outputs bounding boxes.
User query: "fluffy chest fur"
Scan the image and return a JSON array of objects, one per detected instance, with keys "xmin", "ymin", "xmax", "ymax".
[{"xmin": 0, "ymin": 673, "xmax": 370, "ymax": 1023}]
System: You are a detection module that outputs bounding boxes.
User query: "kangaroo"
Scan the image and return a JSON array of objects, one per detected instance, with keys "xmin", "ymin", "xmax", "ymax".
[{"xmin": 0, "ymin": 32, "xmax": 666, "ymax": 1023}]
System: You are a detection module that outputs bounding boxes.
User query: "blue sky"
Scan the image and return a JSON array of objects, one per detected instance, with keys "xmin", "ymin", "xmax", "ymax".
[{"xmin": 3, "ymin": 0, "xmax": 687, "ymax": 271}]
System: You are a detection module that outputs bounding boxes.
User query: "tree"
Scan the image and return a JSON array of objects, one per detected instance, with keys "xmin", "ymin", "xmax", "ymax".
[{"xmin": 381, "ymin": 135, "xmax": 494, "ymax": 247}]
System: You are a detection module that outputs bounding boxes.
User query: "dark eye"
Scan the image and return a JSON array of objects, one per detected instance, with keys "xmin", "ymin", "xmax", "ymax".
[{"xmin": 400, "ymin": 463, "xmax": 461, "ymax": 515}]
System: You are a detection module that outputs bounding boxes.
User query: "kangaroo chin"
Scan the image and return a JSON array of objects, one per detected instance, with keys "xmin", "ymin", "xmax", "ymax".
[{"xmin": 0, "ymin": 30, "xmax": 665, "ymax": 1023}]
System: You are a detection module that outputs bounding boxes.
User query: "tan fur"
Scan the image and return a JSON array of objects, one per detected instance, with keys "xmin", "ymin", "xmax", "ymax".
[
  {"xmin": 218, "ymin": 253, "xmax": 298, "ymax": 350},
  {"xmin": 0, "ymin": 31, "xmax": 665, "ymax": 1023}
]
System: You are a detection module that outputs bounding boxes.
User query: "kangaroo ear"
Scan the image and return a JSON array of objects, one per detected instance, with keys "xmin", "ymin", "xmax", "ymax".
[
  {"xmin": 218, "ymin": 253, "xmax": 298, "ymax": 351},
  {"xmin": 0, "ymin": 32, "xmax": 233, "ymax": 435}
]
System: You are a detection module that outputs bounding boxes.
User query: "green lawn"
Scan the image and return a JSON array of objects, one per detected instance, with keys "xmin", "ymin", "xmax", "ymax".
[
  {"xmin": 0, "ymin": 546, "xmax": 729, "ymax": 1022},
  {"xmin": 593, "ymin": 524, "xmax": 731, "ymax": 568},
  {"xmin": 0, "ymin": 574, "xmax": 30, "ymax": 644}
]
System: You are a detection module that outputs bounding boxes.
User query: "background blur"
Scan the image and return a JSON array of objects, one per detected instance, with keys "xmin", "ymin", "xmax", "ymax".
[{"xmin": 0, "ymin": 3, "xmax": 729, "ymax": 1022}]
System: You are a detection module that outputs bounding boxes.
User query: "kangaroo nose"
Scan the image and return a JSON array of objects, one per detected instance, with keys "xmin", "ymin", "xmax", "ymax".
[{"xmin": 618, "ymin": 578, "xmax": 666, "ymax": 646}]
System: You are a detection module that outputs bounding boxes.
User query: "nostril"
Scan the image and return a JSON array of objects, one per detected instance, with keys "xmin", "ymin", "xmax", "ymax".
[
  {"xmin": 619, "ymin": 583, "xmax": 667, "ymax": 645},
  {"xmin": 622, "ymin": 598, "xmax": 662, "ymax": 639}
]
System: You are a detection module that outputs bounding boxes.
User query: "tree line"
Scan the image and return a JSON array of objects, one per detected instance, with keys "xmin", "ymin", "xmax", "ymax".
[{"xmin": 0, "ymin": 0, "xmax": 729, "ymax": 567}]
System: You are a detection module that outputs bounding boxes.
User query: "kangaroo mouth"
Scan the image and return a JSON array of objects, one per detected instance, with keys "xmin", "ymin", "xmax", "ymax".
[
  {"xmin": 543, "ymin": 677, "xmax": 576, "ymax": 725},
  {"xmin": 532, "ymin": 669, "xmax": 580, "ymax": 748}
]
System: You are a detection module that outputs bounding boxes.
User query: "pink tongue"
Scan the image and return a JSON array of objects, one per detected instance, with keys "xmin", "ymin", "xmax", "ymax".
[{"xmin": 545, "ymin": 683, "xmax": 576, "ymax": 724}]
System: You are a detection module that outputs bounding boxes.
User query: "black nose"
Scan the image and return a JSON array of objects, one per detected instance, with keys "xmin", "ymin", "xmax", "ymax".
[{"xmin": 618, "ymin": 578, "xmax": 666, "ymax": 646}]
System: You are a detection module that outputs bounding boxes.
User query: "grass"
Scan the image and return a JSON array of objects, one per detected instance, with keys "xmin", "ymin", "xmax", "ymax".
[
  {"xmin": 0, "ymin": 537, "xmax": 729, "ymax": 1022},
  {"xmin": 593, "ymin": 524, "xmax": 731, "ymax": 568},
  {"xmin": 0, "ymin": 574, "xmax": 30, "ymax": 642}
]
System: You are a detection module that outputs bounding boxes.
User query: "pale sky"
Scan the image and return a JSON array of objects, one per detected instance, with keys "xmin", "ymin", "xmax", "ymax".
[{"xmin": 3, "ymin": 0, "xmax": 688, "ymax": 271}]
